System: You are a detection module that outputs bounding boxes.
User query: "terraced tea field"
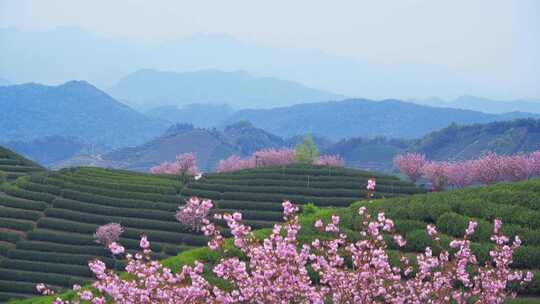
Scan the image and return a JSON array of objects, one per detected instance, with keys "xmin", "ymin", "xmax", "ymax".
[
  {"xmin": 0, "ymin": 164, "xmax": 423, "ymax": 302},
  {"xmin": 358, "ymin": 179, "xmax": 540, "ymax": 298},
  {"xmin": 0, "ymin": 147, "xmax": 43, "ymax": 182}
]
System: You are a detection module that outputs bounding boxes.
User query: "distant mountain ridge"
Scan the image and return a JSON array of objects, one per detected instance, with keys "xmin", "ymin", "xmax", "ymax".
[
  {"xmin": 221, "ymin": 99, "xmax": 540, "ymax": 140},
  {"xmin": 412, "ymin": 95, "xmax": 540, "ymax": 114},
  {"xmin": 0, "ymin": 77, "xmax": 11, "ymax": 86},
  {"xmin": 108, "ymin": 69, "xmax": 344, "ymax": 109},
  {"xmin": 1, "ymin": 27, "xmax": 485, "ymax": 100},
  {"xmin": 0, "ymin": 81, "xmax": 168, "ymax": 148}
]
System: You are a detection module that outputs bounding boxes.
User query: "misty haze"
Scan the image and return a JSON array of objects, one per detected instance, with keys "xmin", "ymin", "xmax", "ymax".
[{"xmin": 0, "ymin": 1, "xmax": 539, "ymax": 303}]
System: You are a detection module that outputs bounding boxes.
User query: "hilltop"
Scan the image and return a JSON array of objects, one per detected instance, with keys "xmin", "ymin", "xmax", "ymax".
[
  {"xmin": 221, "ymin": 99, "xmax": 539, "ymax": 140},
  {"xmin": 108, "ymin": 69, "xmax": 344, "ymax": 109},
  {"xmin": 0, "ymin": 81, "xmax": 168, "ymax": 148}
]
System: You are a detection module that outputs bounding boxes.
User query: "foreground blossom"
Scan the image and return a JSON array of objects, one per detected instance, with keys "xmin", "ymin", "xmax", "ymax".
[
  {"xmin": 175, "ymin": 197, "xmax": 213, "ymax": 231},
  {"xmin": 39, "ymin": 199, "xmax": 532, "ymax": 303}
]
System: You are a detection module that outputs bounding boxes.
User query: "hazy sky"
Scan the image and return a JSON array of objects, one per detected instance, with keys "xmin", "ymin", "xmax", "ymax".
[{"xmin": 0, "ymin": 0, "xmax": 539, "ymax": 99}]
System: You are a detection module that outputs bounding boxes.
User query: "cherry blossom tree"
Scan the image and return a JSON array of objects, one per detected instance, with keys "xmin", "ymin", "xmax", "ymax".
[
  {"xmin": 444, "ymin": 160, "xmax": 475, "ymax": 189},
  {"xmin": 94, "ymin": 223, "xmax": 124, "ymax": 247},
  {"xmin": 253, "ymin": 148, "xmax": 295, "ymax": 167},
  {"xmin": 471, "ymin": 152, "xmax": 505, "ymax": 185},
  {"xmin": 175, "ymin": 197, "xmax": 213, "ymax": 231},
  {"xmin": 150, "ymin": 153, "xmax": 199, "ymax": 176},
  {"xmin": 215, "ymin": 155, "xmax": 255, "ymax": 173},
  {"xmin": 422, "ymin": 161, "xmax": 449, "ymax": 191},
  {"xmin": 394, "ymin": 153, "xmax": 426, "ymax": 182},
  {"xmin": 529, "ymin": 151, "xmax": 540, "ymax": 176},
  {"xmin": 501, "ymin": 154, "xmax": 534, "ymax": 181}
]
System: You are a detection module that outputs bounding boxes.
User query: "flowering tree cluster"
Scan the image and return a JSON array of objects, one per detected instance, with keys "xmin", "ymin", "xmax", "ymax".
[
  {"xmin": 216, "ymin": 148, "xmax": 344, "ymax": 173},
  {"xmin": 150, "ymin": 153, "xmax": 199, "ymax": 176},
  {"xmin": 94, "ymin": 223, "xmax": 124, "ymax": 247},
  {"xmin": 40, "ymin": 199, "xmax": 531, "ymax": 303},
  {"xmin": 175, "ymin": 197, "xmax": 213, "ymax": 231},
  {"xmin": 395, "ymin": 151, "xmax": 540, "ymax": 191},
  {"xmin": 253, "ymin": 148, "xmax": 295, "ymax": 167}
]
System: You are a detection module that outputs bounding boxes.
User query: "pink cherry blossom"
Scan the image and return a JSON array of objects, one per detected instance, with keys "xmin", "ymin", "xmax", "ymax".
[
  {"xmin": 94, "ymin": 223, "xmax": 124, "ymax": 247},
  {"xmin": 394, "ymin": 152, "xmax": 426, "ymax": 182}
]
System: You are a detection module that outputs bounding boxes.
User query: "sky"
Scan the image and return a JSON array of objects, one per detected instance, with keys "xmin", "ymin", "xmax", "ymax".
[{"xmin": 0, "ymin": 0, "xmax": 539, "ymax": 100}]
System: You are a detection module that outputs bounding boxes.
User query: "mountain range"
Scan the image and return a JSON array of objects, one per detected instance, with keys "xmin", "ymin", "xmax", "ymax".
[
  {"xmin": 108, "ymin": 69, "xmax": 343, "ymax": 109},
  {"xmin": 0, "ymin": 81, "xmax": 168, "ymax": 148},
  {"xmin": 412, "ymin": 95, "xmax": 540, "ymax": 114},
  {"xmin": 0, "ymin": 77, "xmax": 11, "ymax": 86},
  {"xmin": 145, "ymin": 104, "xmax": 235, "ymax": 128},
  {"xmin": 221, "ymin": 99, "xmax": 540, "ymax": 140},
  {"xmin": 1, "ymin": 27, "xmax": 490, "ymax": 100}
]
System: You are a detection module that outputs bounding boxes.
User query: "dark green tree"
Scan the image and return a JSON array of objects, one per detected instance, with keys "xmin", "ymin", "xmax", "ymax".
[{"xmin": 294, "ymin": 135, "xmax": 319, "ymax": 164}]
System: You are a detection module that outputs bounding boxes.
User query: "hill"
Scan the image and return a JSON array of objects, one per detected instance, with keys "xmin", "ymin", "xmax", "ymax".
[
  {"xmin": 10, "ymin": 173, "xmax": 540, "ymax": 304},
  {"xmin": 221, "ymin": 99, "xmax": 540, "ymax": 140},
  {"xmin": 0, "ymin": 147, "xmax": 44, "ymax": 181},
  {"xmin": 0, "ymin": 81, "xmax": 168, "ymax": 148},
  {"xmin": 145, "ymin": 104, "xmax": 235, "ymax": 128},
  {"xmin": 415, "ymin": 119, "xmax": 540, "ymax": 161},
  {"xmin": 0, "ymin": 163, "xmax": 422, "ymax": 302},
  {"xmin": 74, "ymin": 121, "xmax": 287, "ymax": 172},
  {"xmin": 324, "ymin": 119, "xmax": 540, "ymax": 172},
  {"xmin": 413, "ymin": 95, "xmax": 540, "ymax": 114},
  {"xmin": 2, "ymin": 137, "xmax": 86, "ymax": 167},
  {"xmin": 107, "ymin": 69, "xmax": 344, "ymax": 110}
]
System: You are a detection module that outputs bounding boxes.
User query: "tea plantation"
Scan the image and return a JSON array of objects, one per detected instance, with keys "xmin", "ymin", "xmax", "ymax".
[
  {"xmin": 356, "ymin": 180, "xmax": 540, "ymax": 301},
  {"xmin": 0, "ymin": 162, "xmax": 422, "ymax": 302},
  {"xmin": 0, "ymin": 147, "xmax": 43, "ymax": 182},
  {"xmin": 13, "ymin": 177, "xmax": 540, "ymax": 304}
]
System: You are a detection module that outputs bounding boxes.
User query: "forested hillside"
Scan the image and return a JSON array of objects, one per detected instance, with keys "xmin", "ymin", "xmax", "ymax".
[{"xmin": 222, "ymin": 99, "xmax": 539, "ymax": 140}]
